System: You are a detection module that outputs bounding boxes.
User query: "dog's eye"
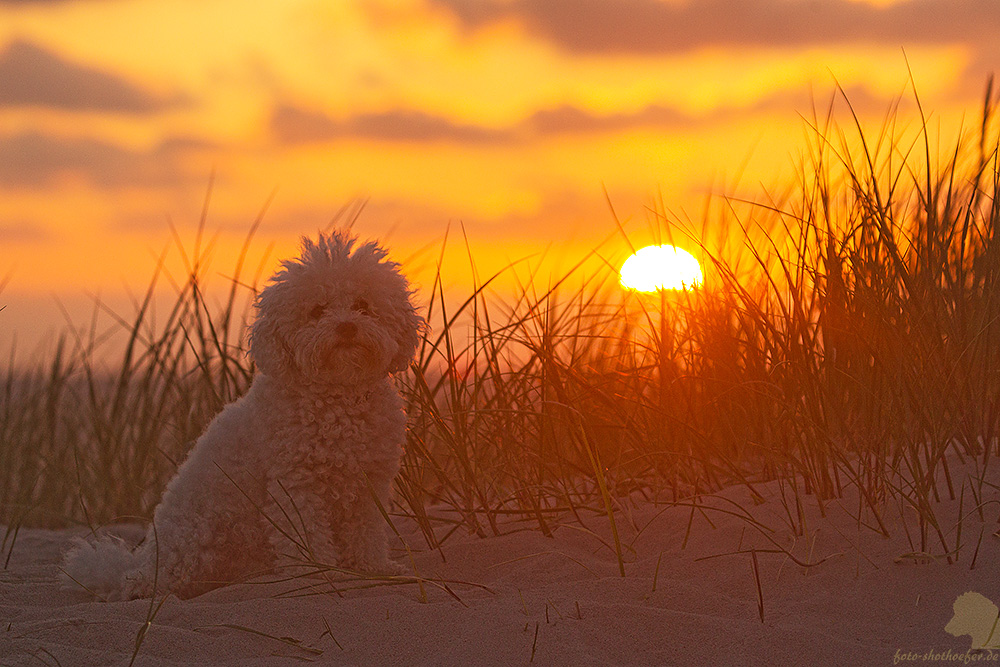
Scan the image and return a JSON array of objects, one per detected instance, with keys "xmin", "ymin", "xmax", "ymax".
[
  {"xmin": 308, "ymin": 304, "xmax": 325, "ymax": 320},
  {"xmin": 352, "ymin": 298, "xmax": 373, "ymax": 316}
]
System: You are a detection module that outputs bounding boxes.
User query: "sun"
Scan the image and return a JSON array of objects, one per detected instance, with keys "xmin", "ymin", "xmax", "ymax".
[{"xmin": 619, "ymin": 245, "xmax": 703, "ymax": 292}]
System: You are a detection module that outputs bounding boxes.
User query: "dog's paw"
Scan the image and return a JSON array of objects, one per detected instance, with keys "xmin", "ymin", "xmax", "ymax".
[{"xmin": 381, "ymin": 560, "xmax": 408, "ymax": 576}]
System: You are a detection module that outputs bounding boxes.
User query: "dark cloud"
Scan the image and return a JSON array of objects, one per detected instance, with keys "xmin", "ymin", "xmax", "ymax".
[
  {"xmin": 272, "ymin": 84, "xmax": 888, "ymax": 146},
  {"xmin": 271, "ymin": 103, "xmax": 691, "ymax": 145},
  {"xmin": 0, "ymin": 131, "xmax": 210, "ymax": 188},
  {"xmin": 270, "ymin": 106, "xmax": 339, "ymax": 143},
  {"xmin": 526, "ymin": 104, "xmax": 690, "ymax": 134},
  {"xmin": 527, "ymin": 85, "xmax": 891, "ymax": 135},
  {"xmin": 271, "ymin": 105, "xmax": 507, "ymax": 144},
  {"xmin": 0, "ymin": 39, "xmax": 183, "ymax": 113},
  {"xmin": 431, "ymin": 0, "xmax": 1000, "ymax": 55},
  {"xmin": 272, "ymin": 103, "xmax": 680, "ymax": 145},
  {"xmin": 0, "ymin": 221, "xmax": 49, "ymax": 243},
  {"xmin": 348, "ymin": 110, "xmax": 505, "ymax": 143}
]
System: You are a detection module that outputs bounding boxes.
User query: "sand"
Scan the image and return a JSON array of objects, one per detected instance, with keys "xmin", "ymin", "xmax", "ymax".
[{"xmin": 2, "ymin": 462, "xmax": 998, "ymax": 666}]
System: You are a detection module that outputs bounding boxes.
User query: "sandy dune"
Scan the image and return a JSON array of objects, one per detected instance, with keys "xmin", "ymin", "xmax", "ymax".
[{"xmin": 2, "ymin": 465, "xmax": 997, "ymax": 666}]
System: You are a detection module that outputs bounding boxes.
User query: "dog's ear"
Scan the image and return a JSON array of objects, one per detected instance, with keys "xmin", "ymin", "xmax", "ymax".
[
  {"xmin": 388, "ymin": 306, "xmax": 424, "ymax": 374},
  {"xmin": 248, "ymin": 293, "xmax": 294, "ymax": 380}
]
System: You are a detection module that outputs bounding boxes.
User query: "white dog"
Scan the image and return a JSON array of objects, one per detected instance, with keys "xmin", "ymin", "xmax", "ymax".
[{"xmin": 62, "ymin": 231, "xmax": 422, "ymax": 599}]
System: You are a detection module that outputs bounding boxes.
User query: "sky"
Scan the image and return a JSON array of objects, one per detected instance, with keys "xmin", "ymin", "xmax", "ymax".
[{"xmin": 1, "ymin": 0, "xmax": 998, "ymax": 360}]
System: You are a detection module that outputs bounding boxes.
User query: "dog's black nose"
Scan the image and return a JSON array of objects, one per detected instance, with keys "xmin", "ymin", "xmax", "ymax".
[{"xmin": 336, "ymin": 321, "xmax": 358, "ymax": 339}]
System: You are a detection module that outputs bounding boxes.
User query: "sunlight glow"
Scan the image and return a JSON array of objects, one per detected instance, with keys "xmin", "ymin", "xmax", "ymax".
[{"xmin": 619, "ymin": 245, "xmax": 703, "ymax": 292}]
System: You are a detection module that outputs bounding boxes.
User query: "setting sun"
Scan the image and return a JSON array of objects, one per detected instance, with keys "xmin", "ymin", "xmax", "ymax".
[{"xmin": 619, "ymin": 245, "xmax": 703, "ymax": 292}]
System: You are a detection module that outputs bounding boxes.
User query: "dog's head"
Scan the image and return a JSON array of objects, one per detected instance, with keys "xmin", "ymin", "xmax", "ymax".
[{"xmin": 249, "ymin": 231, "xmax": 423, "ymax": 388}]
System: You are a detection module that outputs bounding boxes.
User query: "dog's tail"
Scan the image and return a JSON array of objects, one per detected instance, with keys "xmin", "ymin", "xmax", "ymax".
[{"xmin": 60, "ymin": 534, "xmax": 146, "ymax": 600}]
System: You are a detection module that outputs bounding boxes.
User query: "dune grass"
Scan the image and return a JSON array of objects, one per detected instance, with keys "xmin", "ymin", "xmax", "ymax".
[{"xmin": 2, "ymin": 82, "xmax": 999, "ymax": 576}]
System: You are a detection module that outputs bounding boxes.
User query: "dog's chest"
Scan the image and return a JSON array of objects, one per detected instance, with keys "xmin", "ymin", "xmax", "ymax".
[
  {"xmin": 297, "ymin": 394, "xmax": 373, "ymax": 441},
  {"xmin": 268, "ymin": 389, "xmax": 402, "ymax": 467}
]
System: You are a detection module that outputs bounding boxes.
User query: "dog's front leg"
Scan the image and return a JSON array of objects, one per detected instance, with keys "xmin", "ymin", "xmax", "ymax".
[
  {"xmin": 330, "ymin": 474, "xmax": 405, "ymax": 575},
  {"xmin": 263, "ymin": 479, "xmax": 341, "ymax": 576}
]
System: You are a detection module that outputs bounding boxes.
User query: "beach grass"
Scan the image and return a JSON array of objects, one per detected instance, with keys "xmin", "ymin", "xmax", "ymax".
[{"xmin": 2, "ymin": 80, "xmax": 998, "ymax": 575}]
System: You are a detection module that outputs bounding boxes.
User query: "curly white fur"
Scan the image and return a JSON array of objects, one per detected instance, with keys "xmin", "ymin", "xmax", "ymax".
[{"xmin": 62, "ymin": 231, "xmax": 423, "ymax": 600}]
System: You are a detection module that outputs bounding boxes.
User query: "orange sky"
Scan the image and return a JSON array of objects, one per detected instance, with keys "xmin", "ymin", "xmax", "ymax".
[{"xmin": 1, "ymin": 0, "xmax": 998, "ymax": 361}]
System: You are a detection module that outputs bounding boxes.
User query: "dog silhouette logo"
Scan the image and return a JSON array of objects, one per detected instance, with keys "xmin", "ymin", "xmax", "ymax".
[{"xmin": 945, "ymin": 592, "xmax": 1000, "ymax": 650}]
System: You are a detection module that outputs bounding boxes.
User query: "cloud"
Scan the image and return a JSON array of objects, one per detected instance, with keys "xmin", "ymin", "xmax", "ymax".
[
  {"xmin": 0, "ymin": 131, "xmax": 210, "ymax": 188},
  {"xmin": 270, "ymin": 105, "xmax": 508, "ymax": 144},
  {"xmin": 271, "ymin": 103, "xmax": 694, "ymax": 145},
  {"xmin": 0, "ymin": 39, "xmax": 182, "ymax": 113},
  {"xmin": 272, "ymin": 84, "xmax": 888, "ymax": 146},
  {"xmin": 526, "ymin": 104, "xmax": 691, "ymax": 134},
  {"xmin": 271, "ymin": 103, "xmax": 685, "ymax": 145},
  {"xmin": 431, "ymin": 0, "xmax": 1000, "ymax": 55},
  {"xmin": 0, "ymin": 221, "xmax": 49, "ymax": 243}
]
